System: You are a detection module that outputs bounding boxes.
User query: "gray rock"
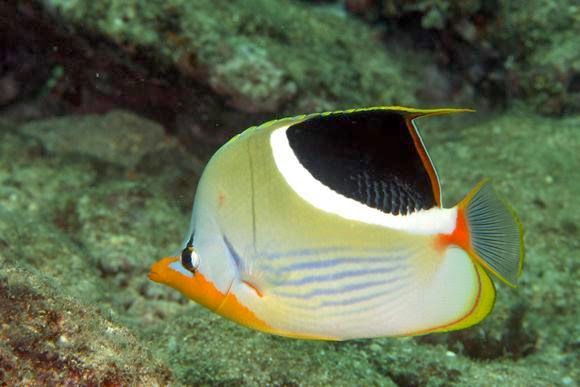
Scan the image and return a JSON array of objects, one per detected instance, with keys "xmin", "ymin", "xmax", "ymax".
[{"xmin": 20, "ymin": 110, "xmax": 171, "ymax": 169}]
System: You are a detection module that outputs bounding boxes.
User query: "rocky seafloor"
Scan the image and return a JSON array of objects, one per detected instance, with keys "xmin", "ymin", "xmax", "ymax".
[{"xmin": 0, "ymin": 0, "xmax": 579, "ymax": 386}]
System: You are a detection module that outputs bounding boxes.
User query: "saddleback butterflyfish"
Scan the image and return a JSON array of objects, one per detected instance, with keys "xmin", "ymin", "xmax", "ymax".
[{"xmin": 149, "ymin": 106, "xmax": 524, "ymax": 340}]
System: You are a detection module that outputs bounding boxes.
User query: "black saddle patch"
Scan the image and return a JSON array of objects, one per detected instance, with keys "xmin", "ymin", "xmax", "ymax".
[{"xmin": 285, "ymin": 110, "xmax": 436, "ymax": 215}]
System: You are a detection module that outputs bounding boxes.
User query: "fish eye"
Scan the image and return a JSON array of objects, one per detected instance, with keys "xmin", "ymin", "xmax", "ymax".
[
  {"xmin": 181, "ymin": 234, "xmax": 199, "ymax": 274},
  {"xmin": 181, "ymin": 246, "xmax": 200, "ymax": 273}
]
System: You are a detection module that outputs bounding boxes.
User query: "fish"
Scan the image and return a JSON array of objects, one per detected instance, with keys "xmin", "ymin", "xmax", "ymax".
[{"xmin": 148, "ymin": 106, "xmax": 524, "ymax": 340}]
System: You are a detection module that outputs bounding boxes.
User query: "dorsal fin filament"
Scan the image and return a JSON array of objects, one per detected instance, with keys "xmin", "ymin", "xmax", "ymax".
[{"xmin": 401, "ymin": 107, "xmax": 475, "ymax": 208}]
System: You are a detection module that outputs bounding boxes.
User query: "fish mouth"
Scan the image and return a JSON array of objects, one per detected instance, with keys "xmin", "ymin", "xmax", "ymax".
[
  {"xmin": 148, "ymin": 256, "xmax": 179, "ymax": 283},
  {"xmin": 148, "ymin": 268, "xmax": 162, "ymax": 283}
]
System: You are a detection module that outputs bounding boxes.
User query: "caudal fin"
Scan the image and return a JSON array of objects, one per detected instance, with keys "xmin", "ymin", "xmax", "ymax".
[{"xmin": 458, "ymin": 180, "xmax": 524, "ymax": 287}]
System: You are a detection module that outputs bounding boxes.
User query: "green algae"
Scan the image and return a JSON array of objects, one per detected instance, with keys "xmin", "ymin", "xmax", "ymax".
[
  {"xmin": 0, "ymin": 231, "xmax": 172, "ymax": 384},
  {"xmin": 492, "ymin": 0, "xmax": 580, "ymax": 115},
  {"xmin": 44, "ymin": 0, "xmax": 419, "ymax": 112},
  {"xmin": 363, "ymin": 0, "xmax": 580, "ymax": 114}
]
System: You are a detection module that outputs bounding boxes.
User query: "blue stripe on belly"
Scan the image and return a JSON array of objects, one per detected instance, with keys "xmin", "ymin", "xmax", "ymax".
[
  {"xmin": 319, "ymin": 290, "xmax": 387, "ymax": 308},
  {"xmin": 275, "ymin": 275, "xmax": 403, "ymax": 300},
  {"xmin": 284, "ymin": 265, "xmax": 404, "ymax": 286},
  {"xmin": 282, "ymin": 255, "xmax": 406, "ymax": 271},
  {"xmin": 276, "ymin": 279, "xmax": 384, "ymax": 299},
  {"xmin": 318, "ymin": 280, "xmax": 410, "ymax": 308},
  {"xmin": 265, "ymin": 246, "xmax": 401, "ymax": 260},
  {"xmin": 266, "ymin": 247, "xmax": 344, "ymax": 260}
]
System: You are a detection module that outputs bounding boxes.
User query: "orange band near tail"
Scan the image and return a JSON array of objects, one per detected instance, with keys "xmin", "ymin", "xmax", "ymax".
[{"xmin": 436, "ymin": 207, "xmax": 470, "ymax": 253}]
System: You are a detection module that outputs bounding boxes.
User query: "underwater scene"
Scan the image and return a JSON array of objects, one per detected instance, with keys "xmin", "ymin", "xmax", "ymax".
[{"xmin": 0, "ymin": 0, "xmax": 578, "ymax": 385}]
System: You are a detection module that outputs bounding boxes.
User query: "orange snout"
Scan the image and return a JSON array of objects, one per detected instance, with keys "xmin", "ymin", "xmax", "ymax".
[
  {"xmin": 148, "ymin": 256, "xmax": 179, "ymax": 284},
  {"xmin": 148, "ymin": 255, "xmax": 227, "ymax": 311},
  {"xmin": 147, "ymin": 255, "xmax": 275, "ymax": 335}
]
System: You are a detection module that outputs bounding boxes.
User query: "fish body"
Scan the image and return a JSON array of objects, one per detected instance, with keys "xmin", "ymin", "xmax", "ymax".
[{"xmin": 149, "ymin": 106, "xmax": 524, "ymax": 340}]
